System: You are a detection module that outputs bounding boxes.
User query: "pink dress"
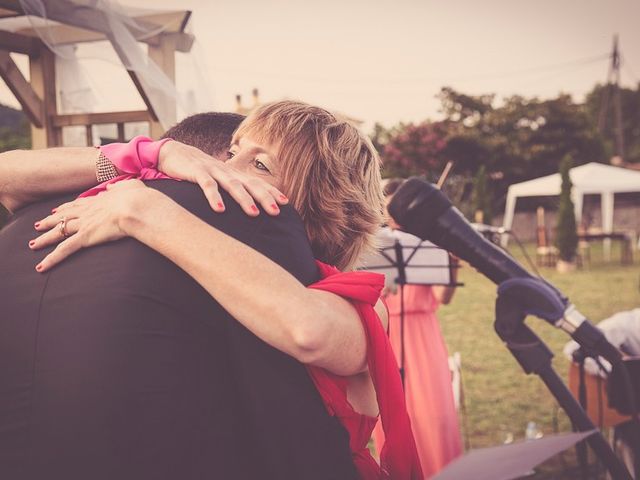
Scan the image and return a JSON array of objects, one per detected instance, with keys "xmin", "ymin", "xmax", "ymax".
[{"xmin": 372, "ymin": 285, "xmax": 462, "ymax": 478}]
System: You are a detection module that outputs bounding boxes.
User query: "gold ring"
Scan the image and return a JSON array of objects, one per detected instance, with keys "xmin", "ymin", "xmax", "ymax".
[{"xmin": 58, "ymin": 217, "xmax": 70, "ymax": 238}]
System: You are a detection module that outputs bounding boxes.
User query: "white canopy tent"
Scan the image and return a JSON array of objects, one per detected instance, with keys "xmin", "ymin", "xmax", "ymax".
[{"xmin": 503, "ymin": 162, "xmax": 640, "ymax": 246}]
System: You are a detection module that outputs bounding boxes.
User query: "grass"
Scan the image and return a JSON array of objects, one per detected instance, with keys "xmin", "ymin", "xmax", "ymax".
[{"xmin": 438, "ymin": 241, "xmax": 639, "ymax": 478}]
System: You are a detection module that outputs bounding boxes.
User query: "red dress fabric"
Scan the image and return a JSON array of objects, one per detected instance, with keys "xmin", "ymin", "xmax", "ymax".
[{"xmin": 307, "ymin": 262, "xmax": 423, "ymax": 480}]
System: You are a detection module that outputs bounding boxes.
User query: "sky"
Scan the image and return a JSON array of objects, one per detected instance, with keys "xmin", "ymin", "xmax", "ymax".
[{"xmin": 0, "ymin": 0, "xmax": 638, "ymax": 131}]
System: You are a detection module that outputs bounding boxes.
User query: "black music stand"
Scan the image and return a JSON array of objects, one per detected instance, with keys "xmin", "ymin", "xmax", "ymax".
[{"xmin": 359, "ymin": 227, "xmax": 460, "ymax": 386}]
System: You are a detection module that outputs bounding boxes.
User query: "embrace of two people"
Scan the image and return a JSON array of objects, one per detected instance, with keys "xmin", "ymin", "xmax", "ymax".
[{"xmin": 0, "ymin": 101, "xmax": 423, "ymax": 479}]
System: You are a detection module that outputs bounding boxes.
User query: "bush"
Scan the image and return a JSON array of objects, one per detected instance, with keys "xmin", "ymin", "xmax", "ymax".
[{"xmin": 555, "ymin": 155, "xmax": 578, "ymax": 262}]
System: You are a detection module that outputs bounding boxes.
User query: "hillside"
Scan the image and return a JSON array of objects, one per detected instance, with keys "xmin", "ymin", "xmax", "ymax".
[
  {"xmin": 0, "ymin": 104, "xmax": 30, "ymax": 153},
  {"xmin": 0, "ymin": 104, "xmax": 30, "ymax": 225}
]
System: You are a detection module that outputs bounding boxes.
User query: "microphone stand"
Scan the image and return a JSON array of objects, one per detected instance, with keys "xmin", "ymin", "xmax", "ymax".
[
  {"xmin": 574, "ymin": 352, "xmax": 591, "ymax": 480},
  {"xmin": 361, "ymin": 230, "xmax": 462, "ymax": 390},
  {"xmin": 495, "ymin": 284, "xmax": 632, "ymax": 480},
  {"xmin": 393, "ymin": 240, "xmax": 407, "ymax": 386},
  {"xmin": 390, "ymin": 240, "xmax": 460, "ymax": 388}
]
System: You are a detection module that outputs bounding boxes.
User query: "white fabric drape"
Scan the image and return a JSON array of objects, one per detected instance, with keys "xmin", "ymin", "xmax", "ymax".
[{"xmin": 0, "ymin": 0, "xmax": 214, "ymax": 129}]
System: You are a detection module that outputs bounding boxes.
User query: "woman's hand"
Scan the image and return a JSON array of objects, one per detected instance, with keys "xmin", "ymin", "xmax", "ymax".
[
  {"xmin": 158, "ymin": 141, "xmax": 288, "ymax": 216},
  {"xmin": 29, "ymin": 180, "xmax": 152, "ymax": 272}
]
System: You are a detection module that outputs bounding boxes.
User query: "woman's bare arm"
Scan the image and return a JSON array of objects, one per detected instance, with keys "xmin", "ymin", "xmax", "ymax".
[
  {"xmin": 0, "ymin": 140, "xmax": 288, "ymax": 216},
  {"xmin": 119, "ymin": 190, "xmax": 368, "ymax": 375},
  {"xmin": 432, "ymin": 254, "xmax": 459, "ymax": 305},
  {"xmin": 0, "ymin": 147, "xmax": 96, "ymax": 212},
  {"xmin": 30, "ymin": 181, "xmax": 380, "ymax": 375}
]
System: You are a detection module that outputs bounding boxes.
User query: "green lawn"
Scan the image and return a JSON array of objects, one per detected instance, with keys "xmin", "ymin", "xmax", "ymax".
[{"xmin": 438, "ymin": 241, "xmax": 639, "ymax": 478}]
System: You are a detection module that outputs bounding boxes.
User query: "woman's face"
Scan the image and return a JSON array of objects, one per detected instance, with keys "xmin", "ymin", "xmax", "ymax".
[{"xmin": 226, "ymin": 135, "xmax": 283, "ymax": 191}]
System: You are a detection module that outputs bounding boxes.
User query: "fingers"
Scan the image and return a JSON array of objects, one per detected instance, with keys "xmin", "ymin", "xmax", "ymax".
[
  {"xmin": 35, "ymin": 200, "xmax": 84, "ymax": 231},
  {"xmin": 30, "ymin": 218, "xmax": 78, "ymax": 250},
  {"xmin": 35, "ymin": 235, "xmax": 83, "ymax": 272},
  {"xmin": 220, "ymin": 178, "xmax": 260, "ymax": 216},
  {"xmin": 195, "ymin": 175, "xmax": 226, "ymax": 213},
  {"xmin": 270, "ymin": 187, "xmax": 289, "ymax": 206},
  {"xmin": 208, "ymin": 164, "xmax": 287, "ymax": 217},
  {"xmin": 242, "ymin": 179, "xmax": 282, "ymax": 216}
]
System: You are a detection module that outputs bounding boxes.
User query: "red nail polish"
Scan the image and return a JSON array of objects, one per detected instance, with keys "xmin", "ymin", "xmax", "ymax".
[
  {"xmin": 34, "ymin": 222, "xmax": 40, "ymax": 228},
  {"xmin": 51, "ymin": 208, "xmax": 57, "ymax": 214},
  {"xmin": 217, "ymin": 202, "xmax": 225, "ymax": 210},
  {"xmin": 29, "ymin": 240, "xmax": 35, "ymax": 247},
  {"xmin": 250, "ymin": 205, "xmax": 258, "ymax": 213},
  {"xmin": 271, "ymin": 204, "xmax": 279, "ymax": 211},
  {"xmin": 279, "ymin": 195, "xmax": 288, "ymax": 202},
  {"xmin": 36, "ymin": 264, "xmax": 43, "ymax": 272}
]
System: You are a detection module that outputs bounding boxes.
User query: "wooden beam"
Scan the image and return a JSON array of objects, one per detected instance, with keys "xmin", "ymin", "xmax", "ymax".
[
  {"xmin": 123, "ymin": 67, "xmax": 159, "ymax": 122},
  {"xmin": 9, "ymin": 3, "xmax": 194, "ymax": 52},
  {"xmin": 0, "ymin": 30, "xmax": 44, "ymax": 55},
  {"xmin": 15, "ymin": 25, "xmax": 105, "ymax": 47},
  {"xmin": 0, "ymin": 1, "xmax": 21, "ymax": 13},
  {"xmin": 13, "ymin": 25, "xmax": 194, "ymax": 54},
  {"xmin": 0, "ymin": 50, "xmax": 43, "ymax": 126},
  {"xmin": 29, "ymin": 46, "xmax": 60, "ymax": 148},
  {"xmin": 148, "ymin": 34, "xmax": 176, "ymax": 138},
  {"xmin": 0, "ymin": 1, "xmax": 187, "ymax": 143},
  {"xmin": 117, "ymin": 123, "xmax": 125, "ymax": 142},
  {"xmin": 85, "ymin": 125, "xmax": 92, "ymax": 146},
  {"xmin": 52, "ymin": 110, "xmax": 150, "ymax": 127},
  {"xmin": 0, "ymin": 7, "xmax": 20, "ymax": 18},
  {"xmin": 149, "ymin": 31, "xmax": 194, "ymax": 53}
]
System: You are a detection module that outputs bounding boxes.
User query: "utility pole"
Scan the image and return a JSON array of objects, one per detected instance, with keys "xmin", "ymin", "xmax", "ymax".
[{"xmin": 598, "ymin": 35, "xmax": 625, "ymax": 162}]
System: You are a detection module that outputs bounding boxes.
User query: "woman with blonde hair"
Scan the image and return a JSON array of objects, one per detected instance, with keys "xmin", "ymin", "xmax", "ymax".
[{"xmin": 4, "ymin": 101, "xmax": 422, "ymax": 479}]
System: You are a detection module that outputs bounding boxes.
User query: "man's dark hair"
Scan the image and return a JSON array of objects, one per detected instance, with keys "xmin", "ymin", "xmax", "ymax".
[
  {"xmin": 384, "ymin": 177, "xmax": 405, "ymax": 197},
  {"xmin": 161, "ymin": 112, "xmax": 245, "ymax": 158}
]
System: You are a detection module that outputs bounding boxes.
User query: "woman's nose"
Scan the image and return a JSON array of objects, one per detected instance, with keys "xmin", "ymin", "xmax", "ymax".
[
  {"xmin": 225, "ymin": 155, "xmax": 242, "ymax": 167},
  {"xmin": 225, "ymin": 155, "xmax": 249, "ymax": 173}
]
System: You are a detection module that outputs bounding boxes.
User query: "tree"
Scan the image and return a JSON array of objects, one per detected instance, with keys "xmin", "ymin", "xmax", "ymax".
[
  {"xmin": 584, "ymin": 82, "xmax": 640, "ymax": 164},
  {"xmin": 438, "ymin": 86, "xmax": 494, "ymax": 125},
  {"xmin": 555, "ymin": 155, "xmax": 578, "ymax": 262},
  {"xmin": 471, "ymin": 165, "xmax": 492, "ymax": 224},
  {"xmin": 370, "ymin": 122, "xmax": 393, "ymax": 157},
  {"xmin": 381, "ymin": 121, "xmax": 449, "ymax": 179},
  {"xmin": 436, "ymin": 88, "xmax": 607, "ymax": 212},
  {"xmin": 0, "ymin": 105, "xmax": 30, "ymax": 229}
]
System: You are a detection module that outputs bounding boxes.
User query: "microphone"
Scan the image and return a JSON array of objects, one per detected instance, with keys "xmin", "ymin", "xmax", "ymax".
[
  {"xmin": 387, "ymin": 178, "xmax": 622, "ymax": 363},
  {"xmin": 471, "ymin": 223, "xmax": 509, "ymax": 235},
  {"xmin": 388, "ymin": 178, "xmax": 528, "ymax": 285}
]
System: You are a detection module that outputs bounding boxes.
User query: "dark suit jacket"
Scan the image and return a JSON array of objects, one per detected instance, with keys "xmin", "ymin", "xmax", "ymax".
[{"xmin": 0, "ymin": 180, "xmax": 356, "ymax": 480}]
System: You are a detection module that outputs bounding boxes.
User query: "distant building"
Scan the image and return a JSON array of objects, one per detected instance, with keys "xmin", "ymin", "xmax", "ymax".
[{"xmin": 235, "ymin": 88, "xmax": 261, "ymax": 116}]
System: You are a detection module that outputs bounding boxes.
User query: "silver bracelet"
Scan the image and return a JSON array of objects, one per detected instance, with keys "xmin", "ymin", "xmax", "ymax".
[{"xmin": 96, "ymin": 148, "xmax": 120, "ymax": 182}]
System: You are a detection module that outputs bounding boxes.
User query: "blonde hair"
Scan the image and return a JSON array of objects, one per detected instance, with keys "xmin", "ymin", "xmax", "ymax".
[{"xmin": 233, "ymin": 100, "xmax": 384, "ymax": 271}]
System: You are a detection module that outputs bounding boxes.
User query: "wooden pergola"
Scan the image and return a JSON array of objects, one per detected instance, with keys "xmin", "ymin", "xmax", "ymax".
[{"xmin": 0, "ymin": 0, "xmax": 193, "ymax": 148}]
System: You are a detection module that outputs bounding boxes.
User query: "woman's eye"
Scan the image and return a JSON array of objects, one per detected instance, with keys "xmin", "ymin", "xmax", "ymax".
[
  {"xmin": 254, "ymin": 159, "xmax": 270, "ymax": 173},
  {"xmin": 227, "ymin": 150, "xmax": 235, "ymax": 159}
]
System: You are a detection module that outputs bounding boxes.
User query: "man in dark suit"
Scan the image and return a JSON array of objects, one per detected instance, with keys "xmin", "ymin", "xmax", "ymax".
[{"xmin": 0, "ymin": 114, "xmax": 356, "ymax": 479}]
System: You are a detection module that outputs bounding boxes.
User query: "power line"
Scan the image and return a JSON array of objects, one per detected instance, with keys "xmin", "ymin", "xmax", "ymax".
[
  {"xmin": 447, "ymin": 53, "xmax": 610, "ymax": 82},
  {"xmin": 519, "ymin": 57, "xmax": 609, "ymax": 90}
]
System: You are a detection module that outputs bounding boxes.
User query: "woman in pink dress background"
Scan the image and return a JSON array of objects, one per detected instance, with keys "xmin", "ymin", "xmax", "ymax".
[{"xmin": 373, "ymin": 178, "xmax": 462, "ymax": 478}]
